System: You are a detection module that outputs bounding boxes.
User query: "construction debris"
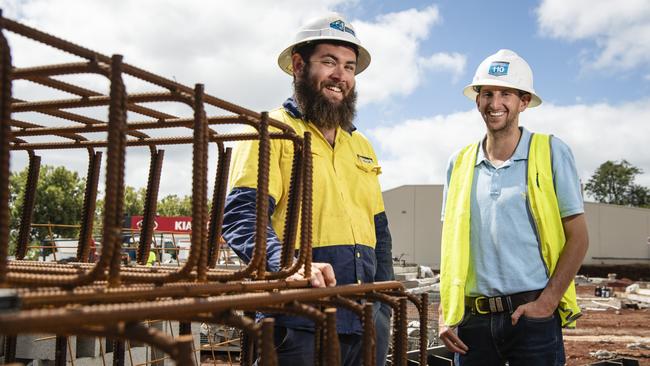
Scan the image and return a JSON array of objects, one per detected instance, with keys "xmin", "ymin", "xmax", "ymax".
[
  {"xmin": 626, "ymin": 342, "xmax": 650, "ymax": 351},
  {"xmin": 590, "ymin": 349, "xmax": 618, "ymax": 360}
]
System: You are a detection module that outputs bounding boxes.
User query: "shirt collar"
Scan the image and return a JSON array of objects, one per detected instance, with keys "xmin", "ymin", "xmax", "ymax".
[
  {"xmin": 282, "ymin": 97, "xmax": 357, "ymax": 134},
  {"xmin": 475, "ymin": 126, "xmax": 531, "ymax": 166}
]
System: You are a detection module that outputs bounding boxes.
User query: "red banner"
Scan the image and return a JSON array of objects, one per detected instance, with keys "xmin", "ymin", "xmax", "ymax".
[{"xmin": 128, "ymin": 216, "xmax": 193, "ymax": 232}]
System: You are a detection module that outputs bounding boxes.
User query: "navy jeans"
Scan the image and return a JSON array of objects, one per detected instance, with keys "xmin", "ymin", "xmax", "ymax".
[
  {"xmin": 269, "ymin": 326, "xmax": 362, "ymax": 366},
  {"xmin": 454, "ymin": 310, "xmax": 565, "ymax": 366}
]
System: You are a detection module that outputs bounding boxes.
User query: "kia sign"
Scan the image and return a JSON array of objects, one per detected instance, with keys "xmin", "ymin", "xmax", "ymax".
[{"xmin": 128, "ymin": 216, "xmax": 193, "ymax": 232}]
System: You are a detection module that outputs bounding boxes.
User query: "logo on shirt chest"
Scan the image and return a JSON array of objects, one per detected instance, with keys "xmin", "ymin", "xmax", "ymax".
[{"xmin": 357, "ymin": 154, "xmax": 374, "ymax": 164}]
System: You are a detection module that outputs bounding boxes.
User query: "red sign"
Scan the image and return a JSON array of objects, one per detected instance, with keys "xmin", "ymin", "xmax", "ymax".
[{"xmin": 129, "ymin": 216, "xmax": 193, "ymax": 232}]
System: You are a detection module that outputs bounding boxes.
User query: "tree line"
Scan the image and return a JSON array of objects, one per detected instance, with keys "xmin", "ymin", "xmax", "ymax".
[
  {"xmin": 8, "ymin": 165, "xmax": 194, "ymax": 255},
  {"xmin": 7, "ymin": 160, "xmax": 649, "ymax": 255}
]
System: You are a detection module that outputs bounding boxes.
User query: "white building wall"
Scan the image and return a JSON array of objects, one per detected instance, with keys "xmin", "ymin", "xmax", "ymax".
[{"xmin": 383, "ymin": 185, "xmax": 650, "ymax": 269}]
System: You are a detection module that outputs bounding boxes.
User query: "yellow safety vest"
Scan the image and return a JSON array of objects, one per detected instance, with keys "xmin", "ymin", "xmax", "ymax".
[
  {"xmin": 146, "ymin": 251, "xmax": 156, "ymax": 266},
  {"xmin": 440, "ymin": 133, "xmax": 581, "ymax": 328}
]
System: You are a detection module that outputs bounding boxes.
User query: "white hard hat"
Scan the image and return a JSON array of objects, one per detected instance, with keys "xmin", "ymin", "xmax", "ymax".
[
  {"xmin": 278, "ymin": 13, "xmax": 371, "ymax": 75},
  {"xmin": 463, "ymin": 49, "xmax": 542, "ymax": 107}
]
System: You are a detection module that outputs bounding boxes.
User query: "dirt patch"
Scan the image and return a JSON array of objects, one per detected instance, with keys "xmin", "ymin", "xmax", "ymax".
[
  {"xmin": 563, "ymin": 284, "xmax": 650, "ymax": 365},
  {"xmin": 418, "ymin": 284, "xmax": 650, "ymax": 365}
]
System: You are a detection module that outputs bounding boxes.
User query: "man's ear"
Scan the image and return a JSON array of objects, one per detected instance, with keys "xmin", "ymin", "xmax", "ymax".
[
  {"xmin": 519, "ymin": 93, "xmax": 531, "ymax": 111},
  {"xmin": 292, "ymin": 53, "xmax": 305, "ymax": 77}
]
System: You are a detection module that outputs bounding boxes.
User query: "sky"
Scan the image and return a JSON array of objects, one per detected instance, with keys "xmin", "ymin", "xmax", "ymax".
[{"xmin": 2, "ymin": 0, "xmax": 650, "ymax": 201}]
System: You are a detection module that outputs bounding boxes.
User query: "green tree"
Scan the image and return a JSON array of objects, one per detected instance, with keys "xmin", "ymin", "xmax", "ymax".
[
  {"xmin": 585, "ymin": 160, "xmax": 650, "ymax": 207},
  {"xmin": 9, "ymin": 165, "xmax": 86, "ymax": 248},
  {"xmin": 627, "ymin": 184, "xmax": 650, "ymax": 208},
  {"xmin": 96, "ymin": 189, "xmax": 194, "ymax": 224},
  {"xmin": 157, "ymin": 194, "xmax": 193, "ymax": 216},
  {"xmin": 123, "ymin": 186, "xmax": 147, "ymax": 216}
]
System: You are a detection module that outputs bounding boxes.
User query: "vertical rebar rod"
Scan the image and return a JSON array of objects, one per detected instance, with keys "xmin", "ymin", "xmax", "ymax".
[
  {"xmin": 301, "ymin": 132, "xmax": 313, "ymax": 280},
  {"xmin": 419, "ymin": 293, "xmax": 429, "ymax": 366},
  {"xmin": 15, "ymin": 152, "xmax": 40, "ymax": 259},
  {"xmin": 174, "ymin": 335, "xmax": 196, "ymax": 366},
  {"xmin": 207, "ymin": 146, "xmax": 231, "ymax": 268},
  {"xmin": 3, "ymin": 336, "xmax": 17, "ymax": 363},
  {"xmin": 0, "ymin": 12, "xmax": 13, "ymax": 284},
  {"xmin": 179, "ymin": 321, "xmax": 191, "ymax": 336},
  {"xmin": 104, "ymin": 54, "xmax": 127, "ymax": 287},
  {"xmin": 253, "ymin": 112, "xmax": 270, "ymax": 279},
  {"xmin": 239, "ymin": 311, "xmax": 256, "ymax": 366},
  {"xmin": 193, "ymin": 84, "xmax": 208, "ymax": 282},
  {"xmin": 259, "ymin": 318, "xmax": 277, "ymax": 366},
  {"xmin": 363, "ymin": 302, "xmax": 376, "ymax": 366},
  {"xmin": 112, "ymin": 340, "xmax": 125, "ymax": 366},
  {"xmin": 54, "ymin": 335, "xmax": 67, "ymax": 366},
  {"xmin": 280, "ymin": 141, "xmax": 303, "ymax": 268},
  {"xmin": 165, "ymin": 88, "xmax": 208, "ymax": 282},
  {"xmin": 324, "ymin": 308, "xmax": 340, "ymax": 366},
  {"xmin": 77, "ymin": 150, "xmax": 102, "ymax": 262},
  {"xmin": 137, "ymin": 148, "xmax": 164, "ymax": 265},
  {"xmin": 395, "ymin": 298, "xmax": 408, "ymax": 366}
]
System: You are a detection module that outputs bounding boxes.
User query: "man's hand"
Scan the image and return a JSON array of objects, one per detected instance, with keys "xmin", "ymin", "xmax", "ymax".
[
  {"xmin": 511, "ymin": 296, "xmax": 556, "ymax": 325},
  {"xmin": 287, "ymin": 262, "xmax": 336, "ymax": 288},
  {"xmin": 438, "ymin": 307, "xmax": 468, "ymax": 354}
]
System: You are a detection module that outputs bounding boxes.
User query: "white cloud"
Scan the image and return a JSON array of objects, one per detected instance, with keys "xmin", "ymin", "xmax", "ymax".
[
  {"xmin": 418, "ymin": 52, "xmax": 467, "ymax": 83},
  {"xmin": 369, "ymin": 110, "xmax": 483, "ymax": 189},
  {"xmin": 536, "ymin": 0, "xmax": 650, "ymax": 71},
  {"xmin": 355, "ymin": 6, "xmax": 466, "ymax": 104},
  {"xmin": 370, "ymin": 99, "xmax": 650, "ymax": 193}
]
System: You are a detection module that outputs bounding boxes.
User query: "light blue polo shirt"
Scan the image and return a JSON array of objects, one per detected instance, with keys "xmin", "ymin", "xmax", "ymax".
[{"xmin": 441, "ymin": 127, "xmax": 584, "ymax": 297}]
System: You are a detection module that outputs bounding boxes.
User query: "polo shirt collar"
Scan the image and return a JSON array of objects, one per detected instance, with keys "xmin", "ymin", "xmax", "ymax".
[
  {"xmin": 475, "ymin": 126, "xmax": 532, "ymax": 166},
  {"xmin": 282, "ymin": 97, "xmax": 357, "ymax": 134}
]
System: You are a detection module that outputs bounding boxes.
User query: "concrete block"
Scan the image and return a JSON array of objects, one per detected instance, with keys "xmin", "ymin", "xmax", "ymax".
[
  {"xmin": 15, "ymin": 334, "xmax": 76, "ymax": 361},
  {"xmin": 75, "ymin": 336, "xmax": 99, "ymax": 358},
  {"xmin": 395, "ymin": 272, "xmax": 418, "ymax": 281},
  {"xmin": 393, "ymin": 265, "xmax": 419, "ymax": 274}
]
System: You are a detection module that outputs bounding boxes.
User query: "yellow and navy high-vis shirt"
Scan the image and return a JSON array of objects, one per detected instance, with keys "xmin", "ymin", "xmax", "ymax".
[{"xmin": 223, "ymin": 98, "xmax": 393, "ymax": 334}]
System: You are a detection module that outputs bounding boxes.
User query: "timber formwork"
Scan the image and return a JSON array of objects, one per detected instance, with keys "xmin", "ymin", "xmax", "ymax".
[{"xmin": 0, "ymin": 13, "xmax": 428, "ymax": 366}]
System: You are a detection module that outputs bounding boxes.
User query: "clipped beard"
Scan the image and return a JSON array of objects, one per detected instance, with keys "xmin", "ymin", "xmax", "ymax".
[{"xmin": 294, "ymin": 70, "xmax": 357, "ymax": 132}]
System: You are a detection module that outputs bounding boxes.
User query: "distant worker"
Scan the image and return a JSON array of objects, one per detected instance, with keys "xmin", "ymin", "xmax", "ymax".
[
  {"xmin": 146, "ymin": 250, "xmax": 156, "ymax": 266},
  {"xmin": 438, "ymin": 49, "xmax": 589, "ymax": 365},
  {"xmin": 222, "ymin": 13, "xmax": 394, "ymax": 365}
]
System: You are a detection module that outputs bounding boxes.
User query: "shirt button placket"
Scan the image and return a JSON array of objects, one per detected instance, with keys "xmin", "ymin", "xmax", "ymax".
[
  {"xmin": 490, "ymin": 170, "xmax": 501, "ymax": 197},
  {"xmin": 355, "ymin": 246, "xmax": 363, "ymax": 284}
]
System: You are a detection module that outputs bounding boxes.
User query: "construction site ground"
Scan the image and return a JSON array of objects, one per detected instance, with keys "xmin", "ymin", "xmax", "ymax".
[
  {"xmin": 424, "ymin": 283, "xmax": 650, "ymax": 366},
  {"xmin": 563, "ymin": 283, "xmax": 650, "ymax": 365}
]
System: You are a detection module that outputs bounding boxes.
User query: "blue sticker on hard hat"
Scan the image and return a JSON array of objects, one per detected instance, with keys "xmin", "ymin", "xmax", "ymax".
[
  {"xmin": 330, "ymin": 20, "xmax": 356, "ymax": 36},
  {"xmin": 488, "ymin": 61, "xmax": 509, "ymax": 76}
]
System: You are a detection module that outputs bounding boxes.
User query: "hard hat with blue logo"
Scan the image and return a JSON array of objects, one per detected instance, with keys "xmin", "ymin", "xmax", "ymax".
[
  {"xmin": 278, "ymin": 13, "xmax": 371, "ymax": 75},
  {"xmin": 463, "ymin": 49, "xmax": 542, "ymax": 107}
]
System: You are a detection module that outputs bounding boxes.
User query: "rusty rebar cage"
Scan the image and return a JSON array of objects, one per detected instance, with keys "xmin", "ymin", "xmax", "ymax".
[{"xmin": 0, "ymin": 13, "xmax": 428, "ymax": 366}]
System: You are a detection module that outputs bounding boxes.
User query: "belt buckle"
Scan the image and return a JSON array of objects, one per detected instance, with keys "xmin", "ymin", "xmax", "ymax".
[{"xmin": 474, "ymin": 296, "xmax": 489, "ymax": 314}]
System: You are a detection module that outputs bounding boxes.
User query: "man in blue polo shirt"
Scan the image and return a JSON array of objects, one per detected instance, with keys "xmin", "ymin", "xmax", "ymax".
[
  {"xmin": 438, "ymin": 49, "xmax": 589, "ymax": 365},
  {"xmin": 222, "ymin": 13, "xmax": 394, "ymax": 366}
]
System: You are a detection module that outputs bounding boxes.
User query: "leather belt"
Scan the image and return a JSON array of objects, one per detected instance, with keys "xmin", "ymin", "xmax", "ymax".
[{"xmin": 465, "ymin": 289, "xmax": 543, "ymax": 315}]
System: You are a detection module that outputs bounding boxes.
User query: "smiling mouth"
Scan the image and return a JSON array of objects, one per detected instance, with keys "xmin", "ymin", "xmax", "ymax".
[
  {"xmin": 488, "ymin": 111, "xmax": 505, "ymax": 117},
  {"xmin": 324, "ymin": 85, "xmax": 343, "ymax": 94}
]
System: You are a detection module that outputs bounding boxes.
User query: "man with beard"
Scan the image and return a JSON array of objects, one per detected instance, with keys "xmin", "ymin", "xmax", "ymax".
[
  {"xmin": 438, "ymin": 49, "xmax": 588, "ymax": 366},
  {"xmin": 222, "ymin": 13, "xmax": 394, "ymax": 366}
]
